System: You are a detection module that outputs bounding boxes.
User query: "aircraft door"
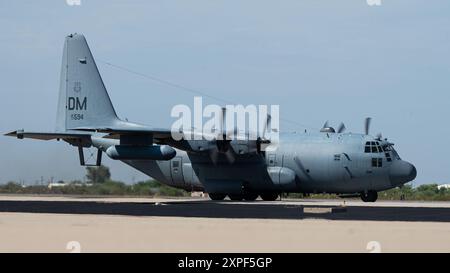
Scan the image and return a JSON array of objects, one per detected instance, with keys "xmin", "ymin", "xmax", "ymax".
[
  {"xmin": 170, "ymin": 157, "xmax": 184, "ymax": 185},
  {"xmin": 267, "ymin": 153, "xmax": 277, "ymax": 166},
  {"xmin": 363, "ymin": 156, "xmax": 375, "ymax": 189}
]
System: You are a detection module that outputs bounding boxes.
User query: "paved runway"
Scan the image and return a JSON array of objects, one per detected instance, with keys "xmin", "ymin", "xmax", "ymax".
[
  {"xmin": 1, "ymin": 196, "xmax": 449, "ymax": 252},
  {"xmin": 0, "ymin": 196, "xmax": 449, "ymax": 222}
]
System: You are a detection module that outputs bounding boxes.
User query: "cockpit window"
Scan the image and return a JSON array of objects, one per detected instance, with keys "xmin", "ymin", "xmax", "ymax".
[
  {"xmin": 391, "ymin": 148, "xmax": 401, "ymax": 160},
  {"xmin": 372, "ymin": 158, "xmax": 382, "ymax": 167},
  {"xmin": 379, "ymin": 144, "xmax": 396, "ymax": 162},
  {"xmin": 385, "ymin": 152, "xmax": 392, "ymax": 162},
  {"xmin": 364, "ymin": 141, "xmax": 383, "ymax": 153}
]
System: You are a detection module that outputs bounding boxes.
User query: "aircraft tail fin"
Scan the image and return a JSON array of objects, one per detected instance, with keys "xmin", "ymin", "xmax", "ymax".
[{"xmin": 56, "ymin": 33, "xmax": 120, "ymax": 132}]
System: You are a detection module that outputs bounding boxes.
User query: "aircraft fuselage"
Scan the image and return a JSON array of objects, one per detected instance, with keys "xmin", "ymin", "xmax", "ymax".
[{"xmin": 92, "ymin": 131, "xmax": 416, "ymax": 196}]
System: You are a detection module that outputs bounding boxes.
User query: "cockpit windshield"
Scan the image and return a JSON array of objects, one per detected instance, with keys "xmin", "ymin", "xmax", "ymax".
[
  {"xmin": 364, "ymin": 141, "xmax": 382, "ymax": 153},
  {"xmin": 365, "ymin": 140, "xmax": 400, "ymax": 161}
]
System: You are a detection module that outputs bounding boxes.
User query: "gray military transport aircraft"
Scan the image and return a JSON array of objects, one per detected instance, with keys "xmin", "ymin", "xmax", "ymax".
[{"xmin": 5, "ymin": 34, "xmax": 417, "ymax": 202}]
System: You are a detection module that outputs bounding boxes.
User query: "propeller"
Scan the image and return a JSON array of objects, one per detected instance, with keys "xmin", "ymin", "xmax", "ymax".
[
  {"xmin": 364, "ymin": 117, "xmax": 371, "ymax": 135},
  {"xmin": 261, "ymin": 114, "xmax": 272, "ymax": 139},
  {"xmin": 218, "ymin": 107, "xmax": 227, "ymax": 140},
  {"xmin": 257, "ymin": 113, "xmax": 273, "ymax": 152},
  {"xmin": 336, "ymin": 122, "xmax": 346, "ymax": 133},
  {"xmin": 209, "ymin": 107, "xmax": 235, "ymax": 164},
  {"xmin": 364, "ymin": 117, "xmax": 384, "ymax": 140},
  {"xmin": 209, "ymin": 147, "xmax": 219, "ymax": 165},
  {"xmin": 376, "ymin": 132, "xmax": 383, "ymax": 141},
  {"xmin": 208, "ymin": 108, "xmax": 272, "ymax": 164},
  {"xmin": 320, "ymin": 120, "xmax": 346, "ymax": 133}
]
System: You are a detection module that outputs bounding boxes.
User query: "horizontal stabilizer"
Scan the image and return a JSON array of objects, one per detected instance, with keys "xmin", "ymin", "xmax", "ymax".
[{"xmin": 4, "ymin": 130, "xmax": 91, "ymax": 141}]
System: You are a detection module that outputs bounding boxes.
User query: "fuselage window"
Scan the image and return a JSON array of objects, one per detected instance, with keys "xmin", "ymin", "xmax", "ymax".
[
  {"xmin": 372, "ymin": 158, "xmax": 377, "ymax": 167},
  {"xmin": 372, "ymin": 158, "xmax": 383, "ymax": 167},
  {"xmin": 385, "ymin": 152, "xmax": 392, "ymax": 162}
]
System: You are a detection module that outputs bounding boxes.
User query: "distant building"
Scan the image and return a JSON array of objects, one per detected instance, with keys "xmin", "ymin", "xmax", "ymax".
[
  {"xmin": 48, "ymin": 181, "xmax": 66, "ymax": 189},
  {"xmin": 191, "ymin": 191, "xmax": 206, "ymax": 198},
  {"xmin": 48, "ymin": 181, "xmax": 92, "ymax": 189},
  {"xmin": 437, "ymin": 184, "xmax": 450, "ymax": 190}
]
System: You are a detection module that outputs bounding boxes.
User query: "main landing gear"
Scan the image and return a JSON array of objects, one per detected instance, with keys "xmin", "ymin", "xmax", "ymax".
[
  {"xmin": 360, "ymin": 190, "xmax": 378, "ymax": 202},
  {"xmin": 260, "ymin": 193, "xmax": 279, "ymax": 201},
  {"xmin": 208, "ymin": 193, "xmax": 226, "ymax": 201},
  {"xmin": 208, "ymin": 192, "xmax": 279, "ymax": 201}
]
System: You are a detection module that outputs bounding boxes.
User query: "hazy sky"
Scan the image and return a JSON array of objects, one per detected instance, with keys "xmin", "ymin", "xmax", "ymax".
[{"xmin": 0, "ymin": 0, "xmax": 449, "ymax": 185}]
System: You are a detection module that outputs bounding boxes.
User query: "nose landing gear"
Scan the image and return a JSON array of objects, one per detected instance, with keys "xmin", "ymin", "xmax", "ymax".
[
  {"xmin": 360, "ymin": 190, "xmax": 378, "ymax": 202},
  {"xmin": 228, "ymin": 193, "xmax": 259, "ymax": 201}
]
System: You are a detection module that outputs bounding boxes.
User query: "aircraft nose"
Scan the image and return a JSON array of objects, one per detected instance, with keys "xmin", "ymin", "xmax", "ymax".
[{"xmin": 389, "ymin": 160, "xmax": 417, "ymax": 186}]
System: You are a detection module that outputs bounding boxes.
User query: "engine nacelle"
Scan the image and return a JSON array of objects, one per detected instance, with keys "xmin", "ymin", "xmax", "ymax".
[
  {"xmin": 106, "ymin": 145, "xmax": 176, "ymax": 160},
  {"xmin": 229, "ymin": 139, "xmax": 258, "ymax": 155}
]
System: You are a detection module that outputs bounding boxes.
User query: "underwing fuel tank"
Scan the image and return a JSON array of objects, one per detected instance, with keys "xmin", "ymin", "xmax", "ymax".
[{"xmin": 106, "ymin": 145, "xmax": 176, "ymax": 160}]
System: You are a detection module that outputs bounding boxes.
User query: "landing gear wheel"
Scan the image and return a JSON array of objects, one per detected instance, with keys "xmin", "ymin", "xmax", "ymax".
[
  {"xmin": 243, "ymin": 193, "xmax": 259, "ymax": 201},
  {"xmin": 228, "ymin": 194, "xmax": 244, "ymax": 201},
  {"xmin": 361, "ymin": 191, "xmax": 378, "ymax": 202},
  {"xmin": 209, "ymin": 193, "xmax": 226, "ymax": 201},
  {"xmin": 260, "ymin": 193, "xmax": 279, "ymax": 201}
]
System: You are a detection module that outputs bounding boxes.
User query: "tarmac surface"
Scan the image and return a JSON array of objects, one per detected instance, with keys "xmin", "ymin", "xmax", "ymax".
[
  {"xmin": 0, "ymin": 196, "xmax": 449, "ymax": 222},
  {"xmin": 0, "ymin": 195, "xmax": 449, "ymax": 252}
]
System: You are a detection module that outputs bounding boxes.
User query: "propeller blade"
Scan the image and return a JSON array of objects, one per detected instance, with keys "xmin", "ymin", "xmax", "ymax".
[
  {"xmin": 262, "ymin": 114, "xmax": 272, "ymax": 139},
  {"xmin": 376, "ymin": 132, "xmax": 382, "ymax": 140},
  {"xmin": 337, "ymin": 122, "xmax": 346, "ymax": 133},
  {"xmin": 364, "ymin": 117, "xmax": 372, "ymax": 135},
  {"xmin": 224, "ymin": 149, "xmax": 236, "ymax": 164},
  {"xmin": 209, "ymin": 148, "xmax": 219, "ymax": 165},
  {"xmin": 218, "ymin": 107, "xmax": 226, "ymax": 140}
]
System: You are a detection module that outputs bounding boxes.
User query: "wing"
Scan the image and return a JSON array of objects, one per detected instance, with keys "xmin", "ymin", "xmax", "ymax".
[{"xmin": 75, "ymin": 127, "xmax": 174, "ymax": 141}]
